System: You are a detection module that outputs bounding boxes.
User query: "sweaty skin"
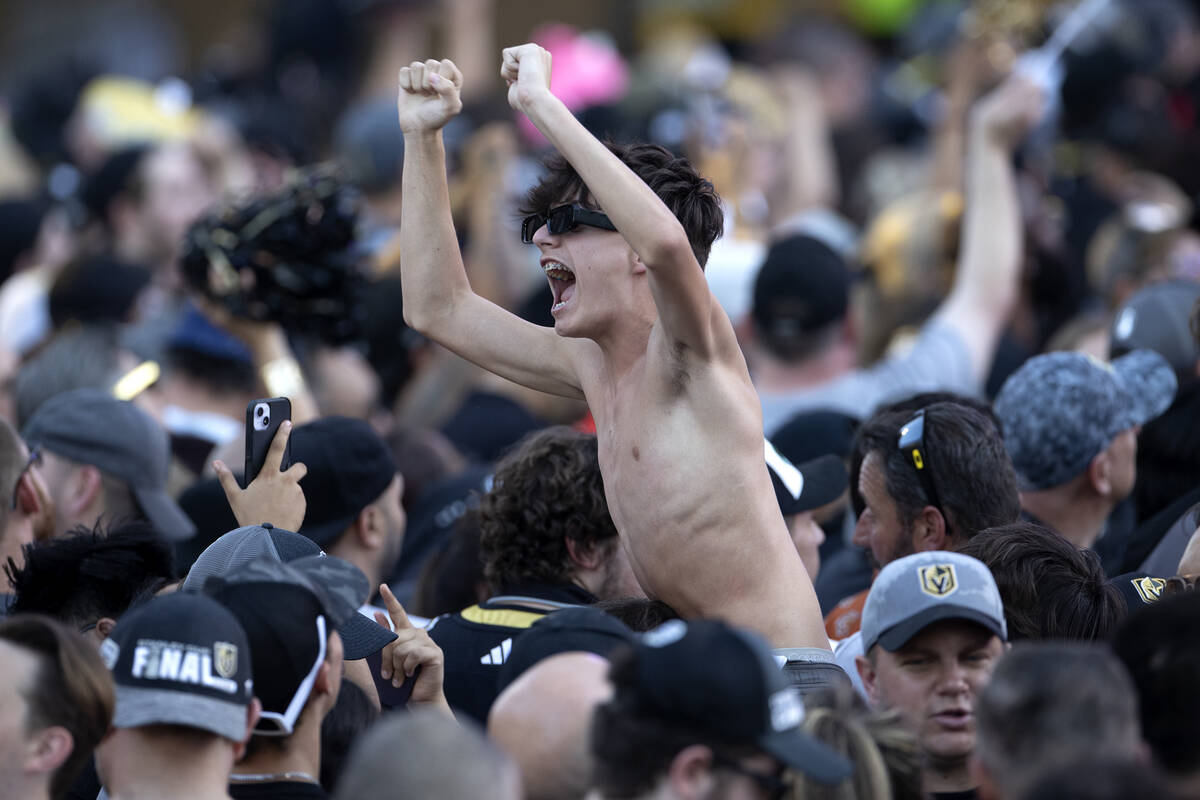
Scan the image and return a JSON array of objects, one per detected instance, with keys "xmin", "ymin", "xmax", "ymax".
[{"xmin": 396, "ymin": 48, "xmax": 826, "ymax": 649}]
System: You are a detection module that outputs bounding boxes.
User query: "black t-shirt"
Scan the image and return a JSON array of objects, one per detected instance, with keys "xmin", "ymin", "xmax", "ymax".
[
  {"xmin": 229, "ymin": 781, "xmax": 329, "ymax": 800},
  {"xmin": 428, "ymin": 583, "xmax": 594, "ymax": 724},
  {"xmin": 930, "ymin": 789, "xmax": 978, "ymax": 800}
]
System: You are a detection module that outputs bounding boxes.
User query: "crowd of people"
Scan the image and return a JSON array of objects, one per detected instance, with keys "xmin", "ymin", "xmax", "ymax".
[{"xmin": 1, "ymin": 0, "xmax": 1200, "ymax": 798}]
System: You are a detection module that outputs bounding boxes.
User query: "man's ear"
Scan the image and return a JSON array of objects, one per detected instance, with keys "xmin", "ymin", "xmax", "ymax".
[
  {"xmin": 856, "ymin": 653, "xmax": 880, "ymax": 707},
  {"xmin": 95, "ymin": 617, "xmax": 118, "ymax": 641},
  {"xmin": 355, "ymin": 506, "xmax": 384, "ymax": 551},
  {"xmin": 912, "ymin": 506, "xmax": 947, "ymax": 552},
  {"xmin": 667, "ymin": 744, "xmax": 715, "ymax": 800},
  {"xmin": 1088, "ymin": 449, "xmax": 1113, "ymax": 497},
  {"xmin": 232, "ymin": 697, "xmax": 263, "ymax": 762},
  {"xmin": 26, "ymin": 726, "xmax": 73, "ymax": 777},
  {"xmin": 565, "ymin": 536, "xmax": 606, "ymax": 571},
  {"xmin": 68, "ymin": 465, "xmax": 103, "ymax": 517}
]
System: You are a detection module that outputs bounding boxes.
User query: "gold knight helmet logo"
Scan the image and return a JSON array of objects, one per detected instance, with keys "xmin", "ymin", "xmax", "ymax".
[
  {"xmin": 919, "ymin": 564, "xmax": 958, "ymax": 598},
  {"xmin": 214, "ymin": 642, "xmax": 239, "ymax": 679}
]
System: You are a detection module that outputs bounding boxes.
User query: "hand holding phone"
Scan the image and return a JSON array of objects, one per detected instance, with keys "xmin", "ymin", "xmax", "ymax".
[
  {"xmin": 212, "ymin": 400, "xmax": 308, "ymax": 532},
  {"xmin": 244, "ymin": 398, "xmax": 292, "ymax": 486}
]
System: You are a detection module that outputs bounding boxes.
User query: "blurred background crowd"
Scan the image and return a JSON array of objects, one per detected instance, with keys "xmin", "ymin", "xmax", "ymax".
[{"xmin": 3, "ymin": 0, "xmax": 1200, "ymax": 797}]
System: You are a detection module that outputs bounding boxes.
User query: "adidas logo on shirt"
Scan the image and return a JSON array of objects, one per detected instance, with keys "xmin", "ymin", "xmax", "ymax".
[{"xmin": 480, "ymin": 637, "xmax": 513, "ymax": 665}]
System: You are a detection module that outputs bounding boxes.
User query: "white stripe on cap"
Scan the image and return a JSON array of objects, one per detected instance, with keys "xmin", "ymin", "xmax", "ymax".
[
  {"xmin": 257, "ymin": 614, "xmax": 327, "ymax": 735},
  {"xmin": 765, "ymin": 439, "xmax": 805, "ymax": 500}
]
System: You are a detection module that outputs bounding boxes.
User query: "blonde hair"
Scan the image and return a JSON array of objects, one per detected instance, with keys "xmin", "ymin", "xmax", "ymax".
[{"xmin": 789, "ymin": 689, "xmax": 922, "ymax": 800}]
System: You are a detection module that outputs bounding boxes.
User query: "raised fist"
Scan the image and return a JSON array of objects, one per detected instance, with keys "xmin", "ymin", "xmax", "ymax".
[
  {"xmin": 397, "ymin": 59, "xmax": 464, "ymax": 134},
  {"xmin": 970, "ymin": 73, "xmax": 1045, "ymax": 151},
  {"xmin": 500, "ymin": 44, "xmax": 553, "ymax": 114}
]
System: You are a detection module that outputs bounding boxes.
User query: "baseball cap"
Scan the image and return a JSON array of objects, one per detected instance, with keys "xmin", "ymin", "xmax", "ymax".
[
  {"xmin": 765, "ymin": 439, "xmax": 848, "ymax": 516},
  {"xmin": 623, "ymin": 619, "xmax": 852, "ymax": 785},
  {"xmin": 752, "ymin": 234, "xmax": 851, "ymax": 343},
  {"xmin": 23, "ymin": 388, "xmax": 196, "ymax": 541},
  {"xmin": 201, "ymin": 554, "xmax": 369, "ymax": 735},
  {"xmin": 290, "ymin": 417, "xmax": 397, "ymax": 547},
  {"xmin": 182, "ymin": 524, "xmax": 396, "ymax": 660},
  {"xmin": 100, "ymin": 592, "xmax": 253, "ymax": 741},
  {"xmin": 496, "ymin": 606, "xmax": 637, "ymax": 694},
  {"xmin": 994, "ymin": 350, "xmax": 1177, "ymax": 491},
  {"xmin": 860, "ymin": 551, "xmax": 1007, "ymax": 654},
  {"xmin": 1110, "ymin": 280, "xmax": 1200, "ymax": 374}
]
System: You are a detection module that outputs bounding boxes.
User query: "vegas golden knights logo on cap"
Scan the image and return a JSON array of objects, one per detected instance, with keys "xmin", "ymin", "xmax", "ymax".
[
  {"xmin": 919, "ymin": 564, "xmax": 958, "ymax": 598},
  {"xmin": 214, "ymin": 642, "xmax": 239, "ymax": 679},
  {"xmin": 1131, "ymin": 576, "xmax": 1166, "ymax": 605}
]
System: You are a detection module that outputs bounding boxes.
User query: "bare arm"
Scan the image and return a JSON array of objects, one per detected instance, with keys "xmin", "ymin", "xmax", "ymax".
[
  {"xmin": 397, "ymin": 59, "xmax": 583, "ymax": 399},
  {"xmin": 503, "ymin": 45, "xmax": 719, "ymax": 358},
  {"xmin": 767, "ymin": 66, "xmax": 839, "ymax": 227},
  {"xmin": 936, "ymin": 74, "xmax": 1044, "ymax": 382}
]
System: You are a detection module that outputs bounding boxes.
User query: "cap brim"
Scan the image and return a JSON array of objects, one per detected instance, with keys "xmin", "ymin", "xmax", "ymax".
[
  {"xmin": 760, "ymin": 725, "xmax": 853, "ymax": 785},
  {"xmin": 340, "ymin": 611, "xmax": 397, "ymax": 660},
  {"xmin": 114, "ymin": 685, "xmax": 248, "ymax": 741},
  {"xmin": 874, "ymin": 605, "xmax": 1006, "ymax": 653},
  {"xmin": 774, "ymin": 454, "xmax": 848, "ymax": 515},
  {"xmin": 132, "ymin": 484, "xmax": 197, "ymax": 542},
  {"xmin": 1113, "ymin": 350, "xmax": 1177, "ymax": 427}
]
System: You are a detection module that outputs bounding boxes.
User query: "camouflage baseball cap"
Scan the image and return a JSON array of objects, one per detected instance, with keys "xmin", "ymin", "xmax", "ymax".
[{"xmin": 994, "ymin": 350, "xmax": 1177, "ymax": 491}]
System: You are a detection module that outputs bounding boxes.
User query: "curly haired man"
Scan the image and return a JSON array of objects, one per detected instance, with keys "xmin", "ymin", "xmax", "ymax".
[{"xmin": 427, "ymin": 427, "xmax": 641, "ymax": 723}]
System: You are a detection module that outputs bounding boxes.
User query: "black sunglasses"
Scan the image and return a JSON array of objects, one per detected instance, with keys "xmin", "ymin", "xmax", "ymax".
[
  {"xmin": 11, "ymin": 446, "xmax": 41, "ymax": 510},
  {"xmin": 897, "ymin": 410, "xmax": 943, "ymax": 515},
  {"xmin": 712, "ymin": 754, "xmax": 792, "ymax": 800},
  {"xmin": 521, "ymin": 204, "xmax": 617, "ymax": 243}
]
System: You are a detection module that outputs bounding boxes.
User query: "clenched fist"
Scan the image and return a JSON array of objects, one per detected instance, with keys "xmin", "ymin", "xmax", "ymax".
[
  {"xmin": 397, "ymin": 59, "xmax": 464, "ymax": 134},
  {"xmin": 500, "ymin": 44, "xmax": 553, "ymax": 115}
]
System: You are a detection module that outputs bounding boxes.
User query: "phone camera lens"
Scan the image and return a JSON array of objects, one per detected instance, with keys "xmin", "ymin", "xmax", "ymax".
[
  {"xmin": 256, "ymin": 407, "xmax": 265, "ymax": 417},
  {"xmin": 262, "ymin": 415, "xmax": 270, "ymax": 427}
]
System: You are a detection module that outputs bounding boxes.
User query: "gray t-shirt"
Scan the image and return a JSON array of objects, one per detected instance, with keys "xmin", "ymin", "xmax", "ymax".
[{"xmin": 759, "ymin": 317, "xmax": 978, "ymax": 434}]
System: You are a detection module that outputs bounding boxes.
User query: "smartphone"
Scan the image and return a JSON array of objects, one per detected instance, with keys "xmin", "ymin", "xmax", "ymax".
[{"xmin": 243, "ymin": 397, "xmax": 292, "ymax": 487}]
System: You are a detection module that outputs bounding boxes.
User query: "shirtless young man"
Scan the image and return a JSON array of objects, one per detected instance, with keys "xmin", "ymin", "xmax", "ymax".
[{"xmin": 397, "ymin": 45, "xmax": 826, "ymax": 650}]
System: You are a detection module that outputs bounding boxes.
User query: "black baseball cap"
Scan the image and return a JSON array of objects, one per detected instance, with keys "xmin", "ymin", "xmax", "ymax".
[
  {"xmin": 23, "ymin": 388, "xmax": 196, "ymax": 541},
  {"xmin": 1110, "ymin": 280, "xmax": 1200, "ymax": 374},
  {"xmin": 765, "ymin": 439, "xmax": 848, "ymax": 516},
  {"xmin": 496, "ymin": 606, "xmax": 637, "ymax": 694},
  {"xmin": 290, "ymin": 417, "xmax": 397, "ymax": 547},
  {"xmin": 201, "ymin": 554, "xmax": 369, "ymax": 735},
  {"xmin": 624, "ymin": 619, "xmax": 852, "ymax": 785},
  {"xmin": 101, "ymin": 592, "xmax": 254, "ymax": 741},
  {"xmin": 752, "ymin": 234, "xmax": 851, "ymax": 342},
  {"xmin": 182, "ymin": 524, "xmax": 396, "ymax": 660}
]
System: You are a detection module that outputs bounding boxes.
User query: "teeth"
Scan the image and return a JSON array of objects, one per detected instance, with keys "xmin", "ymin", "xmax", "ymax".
[{"xmin": 542, "ymin": 262, "xmax": 575, "ymax": 280}]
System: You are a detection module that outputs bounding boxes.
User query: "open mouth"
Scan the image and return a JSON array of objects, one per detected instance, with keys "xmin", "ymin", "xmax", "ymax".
[
  {"xmin": 932, "ymin": 710, "xmax": 972, "ymax": 731},
  {"xmin": 543, "ymin": 261, "xmax": 576, "ymax": 314}
]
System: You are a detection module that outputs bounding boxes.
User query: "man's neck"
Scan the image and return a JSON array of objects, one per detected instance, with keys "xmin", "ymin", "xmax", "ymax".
[
  {"xmin": 923, "ymin": 755, "xmax": 976, "ymax": 795},
  {"xmin": 750, "ymin": 341, "xmax": 855, "ymax": 393},
  {"xmin": 106, "ymin": 736, "xmax": 234, "ymax": 800},
  {"xmin": 1020, "ymin": 489, "xmax": 1111, "ymax": 550},
  {"xmin": 326, "ymin": 542, "xmax": 379, "ymax": 592},
  {"xmin": 233, "ymin": 721, "xmax": 321, "ymax": 783}
]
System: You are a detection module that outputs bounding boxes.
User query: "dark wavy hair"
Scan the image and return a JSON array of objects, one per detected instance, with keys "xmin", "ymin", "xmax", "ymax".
[
  {"xmin": 851, "ymin": 400, "xmax": 1019, "ymax": 543},
  {"xmin": 521, "ymin": 141, "xmax": 724, "ymax": 268},
  {"xmin": 479, "ymin": 428, "xmax": 617, "ymax": 593},
  {"xmin": 960, "ymin": 522, "xmax": 1125, "ymax": 641}
]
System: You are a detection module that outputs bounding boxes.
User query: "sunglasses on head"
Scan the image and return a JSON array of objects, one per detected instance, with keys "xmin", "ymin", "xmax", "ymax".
[
  {"xmin": 521, "ymin": 204, "xmax": 617, "ymax": 243},
  {"xmin": 897, "ymin": 409, "xmax": 943, "ymax": 515}
]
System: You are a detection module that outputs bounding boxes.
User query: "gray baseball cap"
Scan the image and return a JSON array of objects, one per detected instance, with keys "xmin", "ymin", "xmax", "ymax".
[
  {"xmin": 861, "ymin": 551, "xmax": 1006, "ymax": 653},
  {"xmin": 183, "ymin": 524, "xmax": 396, "ymax": 659},
  {"xmin": 993, "ymin": 350, "xmax": 1177, "ymax": 491},
  {"xmin": 22, "ymin": 388, "xmax": 196, "ymax": 541},
  {"xmin": 1110, "ymin": 280, "xmax": 1200, "ymax": 374}
]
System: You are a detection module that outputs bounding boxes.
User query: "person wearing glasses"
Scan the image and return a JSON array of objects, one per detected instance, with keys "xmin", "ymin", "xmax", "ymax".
[
  {"xmin": 396, "ymin": 44, "xmax": 830, "ymax": 657},
  {"xmin": 0, "ymin": 417, "xmax": 48, "ymax": 594},
  {"xmin": 589, "ymin": 619, "xmax": 852, "ymax": 800},
  {"xmin": 828, "ymin": 401, "xmax": 1019, "ymax": 692}
]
